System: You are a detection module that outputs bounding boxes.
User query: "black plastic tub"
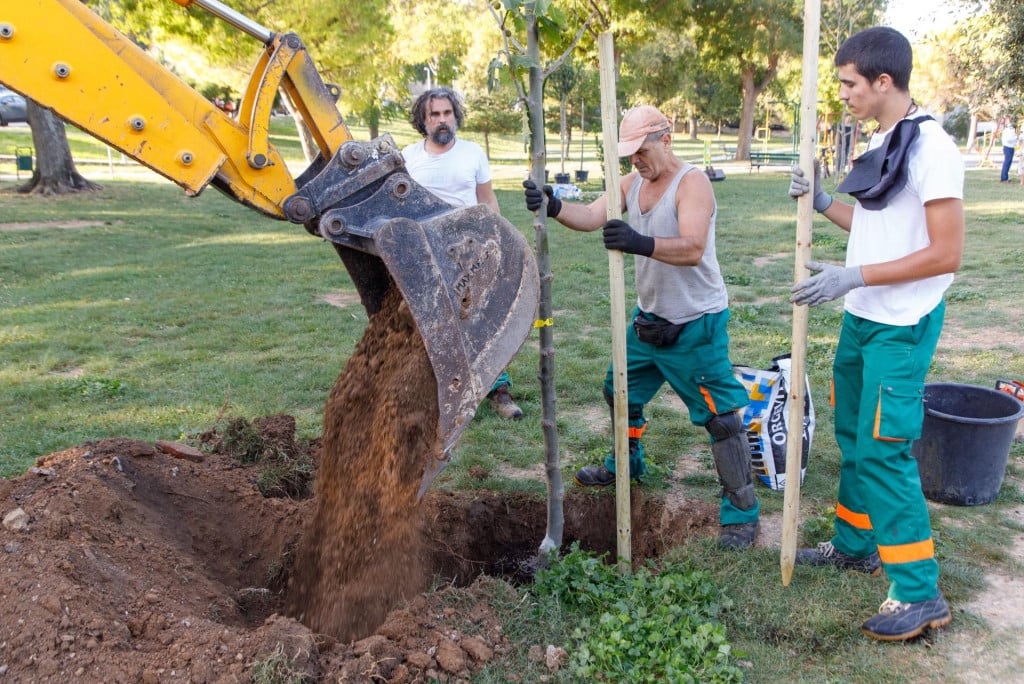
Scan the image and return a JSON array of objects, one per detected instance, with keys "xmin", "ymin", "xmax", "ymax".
[{"xmin": 912, "ymin": 383, "xmax": 1024, "ymax": 505}]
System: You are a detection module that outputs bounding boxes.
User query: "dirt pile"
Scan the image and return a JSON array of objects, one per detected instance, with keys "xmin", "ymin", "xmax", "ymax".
[
  {"xmin": 0, "ymin": 428, "xmax": 717, "ymax": 682},
  {"xmin": 0, "ymin": 431, "xmax": 511, "ymax": 683}
]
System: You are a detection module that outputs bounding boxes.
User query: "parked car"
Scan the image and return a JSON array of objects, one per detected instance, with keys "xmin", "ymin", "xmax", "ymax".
[{"xmin": 0, "ymin": 88, "xmax": 28, "ymax": 125}]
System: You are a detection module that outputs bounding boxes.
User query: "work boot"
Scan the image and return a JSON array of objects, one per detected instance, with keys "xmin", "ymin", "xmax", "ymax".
[
  {"xmin": 718, "ymin": 521, "xmax": 759, "ymax": 550},
  {"xmin": 573, "ymin": 464, "xmax": 616, "ymax": 487},
  {"xmin": 861, "ymin": 592, "xmax": 951, "ymax": 641},
  {"xmin": 574, "ymin": 437, "xmax": 646, "ymax": 487},
  {"xmin": 796, "ymin": 541, "xmax": 882, "ymax": 576},
  {"xmin": 488, "ymin": 384, "xmax": 523, "ymax": 420}
]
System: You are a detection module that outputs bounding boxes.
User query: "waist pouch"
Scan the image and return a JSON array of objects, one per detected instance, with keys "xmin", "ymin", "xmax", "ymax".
[{"xmin": 633, "ymin": 314, "xmax": 686, "ymax": 346}]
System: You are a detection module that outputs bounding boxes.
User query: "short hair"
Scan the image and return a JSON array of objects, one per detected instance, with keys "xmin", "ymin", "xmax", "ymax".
[
  {"xmin": 409, "ymin": 87, "xmax": 466, "ymax": 136},
  {"xmin": 835, "ymin": 26, "xmax": 912, "ymax": 91},
  {"xmin": 645, "ymin": 127, "xmax": 671, "ymax": 145}
]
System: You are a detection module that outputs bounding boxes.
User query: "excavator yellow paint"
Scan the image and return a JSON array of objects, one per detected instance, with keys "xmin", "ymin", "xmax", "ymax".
[{"xmin": 0, "ymin": 0, "xmax": 349, "ymax": 218}]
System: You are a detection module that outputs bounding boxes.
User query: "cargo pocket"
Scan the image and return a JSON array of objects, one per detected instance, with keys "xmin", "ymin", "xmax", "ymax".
[{"xmin": 873, "ymin": 379, "xmax": 924, "ymax": 442}]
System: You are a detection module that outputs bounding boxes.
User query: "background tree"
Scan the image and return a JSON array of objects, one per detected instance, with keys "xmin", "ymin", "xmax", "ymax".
[
  {"xmin": 548, "ymin": 58, "xmax": 581, "ymax": 174},
  {"xmin": 462, "ymin": 89, "xmax": 523, "ymax": 159},
  {"xmin": 18, "ymin": 102, "xmax": 100, "ymax": 196},
  {"xmin": 919, "ymin": 12, "xmax": 1010, "ymax": 152},
  {"xmin": 690, "ymin": 0, "xmax": 802, "ymax": 161},
  {"xmin": 619, "ymin": 27, "xmax": 700, "ymax": 137},
  {"xmin": 390, "ymin": 0, "xmax": 475, "ymax": 89},
  {"xmin": 988, "ymin": 0, "xmax": 1024, "ymax": 95}
]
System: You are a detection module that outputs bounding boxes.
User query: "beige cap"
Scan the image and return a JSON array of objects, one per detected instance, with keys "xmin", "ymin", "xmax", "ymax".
[{"xmin": 618, "ymin": 105, "xmax": 671, "ymax": 157}]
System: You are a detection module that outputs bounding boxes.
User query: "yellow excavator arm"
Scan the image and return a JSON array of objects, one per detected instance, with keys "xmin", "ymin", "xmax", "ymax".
[
  {"xmin": 0, "ymin": 0, "xmax": 539, "ymax": 495},
  {"xmin": 1, "ymin": 0, "xmax": 351, "ymax": 217}
]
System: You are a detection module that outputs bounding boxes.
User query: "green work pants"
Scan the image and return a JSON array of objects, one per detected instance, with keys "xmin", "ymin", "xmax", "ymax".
[
  {"xmin": 831, "ymin": 303, "xmax": 945, "ymax": 603},
  {"xmin": 490, "ymin": 371, "xmax": 511, "ymax": 395},
  {"xmin": 603, "ymin": 308, "xmax": 757, "ymax": 526}
]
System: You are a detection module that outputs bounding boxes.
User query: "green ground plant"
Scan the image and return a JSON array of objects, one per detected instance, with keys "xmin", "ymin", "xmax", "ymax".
[
  {"xmin": 2, "ymin": 124, "xmax": 1022, "ymax": 681},
  {"xmin": 533, "ymin": 543, "xmax": 743, "ymax": 682}
]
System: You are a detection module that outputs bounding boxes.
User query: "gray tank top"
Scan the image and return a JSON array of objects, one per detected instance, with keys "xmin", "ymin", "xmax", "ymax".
[{"xmin": 626, "ymin": 164, "xmax": 728, "ymax": 324}]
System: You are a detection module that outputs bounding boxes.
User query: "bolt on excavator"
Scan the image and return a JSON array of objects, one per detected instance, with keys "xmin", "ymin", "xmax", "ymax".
[{"xmin": 0, "ymin": 0, "xmax": 539, "ymax": 494}]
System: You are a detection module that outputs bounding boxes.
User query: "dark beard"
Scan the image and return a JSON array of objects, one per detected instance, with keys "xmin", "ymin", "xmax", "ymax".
[{"xmin": 429, "ymin": 125, "xmax": 454, "ymax": 146}]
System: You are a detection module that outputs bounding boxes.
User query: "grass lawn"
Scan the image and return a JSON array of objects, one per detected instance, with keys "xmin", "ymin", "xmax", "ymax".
[{"xmin": 2, "ymin": 119, "xmax": 1023, "ymax": 681}]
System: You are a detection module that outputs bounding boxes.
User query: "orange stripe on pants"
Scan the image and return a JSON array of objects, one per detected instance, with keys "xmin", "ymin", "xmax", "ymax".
[
  {"xmin": 699, "ymin": 385, "xmax": 718, "ymax": 415},
  {"xmin": 878, "ymin": 538, "xmax": 935, "ymax": 565},
  {"xmin": 836, "ymin": 503, "xmax": 872, "ymax": 530}
]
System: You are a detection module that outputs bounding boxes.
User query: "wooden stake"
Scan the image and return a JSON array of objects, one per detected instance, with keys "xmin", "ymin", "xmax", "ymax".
[
  {"xmin": 781, "ymin": 0, "xmax": 821, "ymax": 587},
  {"xmin": 598, "ymin": 31, "xmax": 630, "ymax": 572}
]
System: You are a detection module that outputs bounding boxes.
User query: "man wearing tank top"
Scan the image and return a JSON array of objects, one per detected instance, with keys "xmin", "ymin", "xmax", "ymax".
[
  {"xmin": 523, "ymin": 104, "xmax": 760, "ymax": 550},
  {"xmin": 788, "ymin": 26, "xmax": 964, "ymax": 642}
]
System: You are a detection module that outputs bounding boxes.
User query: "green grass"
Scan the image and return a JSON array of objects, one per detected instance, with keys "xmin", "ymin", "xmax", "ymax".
[{"xmin": 2, "ymin": 122, "xmax": 1023, "ymax": 681}]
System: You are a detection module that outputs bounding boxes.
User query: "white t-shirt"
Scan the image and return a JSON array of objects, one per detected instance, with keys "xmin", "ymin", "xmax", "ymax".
[
  {"xmin": 843, "ymin": 117, "xmax": 964, "ymax": 326},
  {"xmin": 1002, "ymin": 125, "xmax": 1019, "ymax": 148},
  {"xmin": 401, "ymin": 138, "xmax": 491, "ymax": 207}
]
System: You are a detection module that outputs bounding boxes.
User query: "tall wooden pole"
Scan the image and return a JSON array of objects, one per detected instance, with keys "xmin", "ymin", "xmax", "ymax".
[
  {"xmin": 597, "ymin": 31, "xmax": 630, "ymax": 572},
  {"xmin": 781, "ymin": 0, "xmax": 821, "ymax": 586}
]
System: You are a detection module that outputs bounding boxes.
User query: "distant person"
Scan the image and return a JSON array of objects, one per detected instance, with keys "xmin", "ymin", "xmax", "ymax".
[
  {"xmin": 788, "ymin": 26, "xmax": 963, "ymax": 641},
  {"xmin": 523, "ymin": 104, "xmax": 760, "ymax": 550},
  {"xmin": 402, "ymin": 86, "xmax": 523, "ymax": 420},
  {"xmin": 1000, "ymin": 116, "xmax": 1017, "ymax": 183}
]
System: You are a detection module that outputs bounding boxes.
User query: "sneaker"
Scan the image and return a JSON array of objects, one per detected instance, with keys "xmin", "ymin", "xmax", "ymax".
[
  {"xmin": 719, "ymin": 521, "xmax": 759, "ymax": 550},
  {"xmin": 573, "ymin": 464, "xmax": 615, "ymax": 487},
  {"xmin": 795, "ymin": 541, "xmax": 882, "ymax": 576},
  {"xmin": 488, "ymin": 385, "xmax": 523, "ymax": 420},
  {"xmin": 861, "ymin": 592, "xmax": 951, "ymax": 641}
]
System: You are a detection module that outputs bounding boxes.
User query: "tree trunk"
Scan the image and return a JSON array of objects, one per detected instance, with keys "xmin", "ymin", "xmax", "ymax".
[
  {"xmin": 526, "ymin": 11, "xmax": 564, "ymax": 565},
  {"xmin": 735, "ymin": 63, "xmax": 773, "ymax": 161},
  {"xmin": 365, "ymin": 106, "xmax": 380, "ymax": 140},
  {"xmin": 18, "ymin": 101, "xmax": 100, "ymax": 195},
  {"xmin": 559, "ymin": 97, "xmax": 568, "ymax": 173},
  {"xmin": 279, "ymin": 91, "xmax": 319, "ymax": 164},
  {"xmin": 967, "ymin": 112, "xmax": 979, "ymax": 152}
]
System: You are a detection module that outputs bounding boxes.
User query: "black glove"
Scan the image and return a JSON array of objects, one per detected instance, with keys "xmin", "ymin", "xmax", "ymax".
[
  {"xmin": 602, "ymin": 219, "xmax": 655, "ymax": 256},
  {"xmin": 522, "ymin": 180, "xmax": 561, "ymax": 218}
]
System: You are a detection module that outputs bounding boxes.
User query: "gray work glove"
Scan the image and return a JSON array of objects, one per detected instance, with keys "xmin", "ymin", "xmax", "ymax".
[
  {"xmin": 790, "ymin": 260, "xmax": 864, "ymax": 306},
  {"xmin": 788, "ymin": 164, "xmax": 832, "ymax": 213}
]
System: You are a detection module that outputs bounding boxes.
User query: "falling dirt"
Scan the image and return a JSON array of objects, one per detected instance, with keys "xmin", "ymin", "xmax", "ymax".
[{"xmin": 286, "ymin": 287, "xmax": 438, "ymax": 641}]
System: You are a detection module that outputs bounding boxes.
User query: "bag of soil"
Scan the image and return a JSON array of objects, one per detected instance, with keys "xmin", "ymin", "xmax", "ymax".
[{"xmin": 733, "ymin": 354, "xmax": 814, "ymax": 490}]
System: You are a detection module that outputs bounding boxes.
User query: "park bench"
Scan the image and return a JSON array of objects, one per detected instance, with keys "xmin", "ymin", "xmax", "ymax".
[{"xmin": 749, "ymin": 150, "xmax": 800, "ymax": 171}]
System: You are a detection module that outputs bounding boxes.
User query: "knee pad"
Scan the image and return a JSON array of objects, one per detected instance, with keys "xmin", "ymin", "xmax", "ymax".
[
  {"xmin": 706, "ymin": 410, "xmax": 743, "ymax": 441},
  {"xmin": 706, "ymin": 412, "xmax": 756, "ymax": 511}
]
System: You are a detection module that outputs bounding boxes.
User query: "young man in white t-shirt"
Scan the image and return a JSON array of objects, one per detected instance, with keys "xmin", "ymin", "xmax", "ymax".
[
  {"xmin": 402, "ymin": 87, "xmax": 522, "ymax": 420},
  {"xmin": 788, "ymin": 26, "xmax": 964, "ymax": 642}
]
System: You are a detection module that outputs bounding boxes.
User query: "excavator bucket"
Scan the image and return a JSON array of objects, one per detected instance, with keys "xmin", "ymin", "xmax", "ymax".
[{"xmin": 284, "ymin": 135, "xmax": 539, "ymax": 495}]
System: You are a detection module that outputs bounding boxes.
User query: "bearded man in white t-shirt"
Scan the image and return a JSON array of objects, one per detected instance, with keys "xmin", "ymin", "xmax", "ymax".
[
  {"xmin": 788, "ymin": 26, "xmax": 964, "ymax": 642},
  {"xmin": 402, "ymin": 87, "xmax": 522, "ymax": 420}
]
